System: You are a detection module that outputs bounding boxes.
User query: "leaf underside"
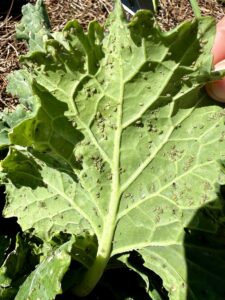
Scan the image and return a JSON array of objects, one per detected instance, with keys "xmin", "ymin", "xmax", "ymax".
[{"xmin": 1, "ymin": 0, "xmax": 225, "ymax": 299}]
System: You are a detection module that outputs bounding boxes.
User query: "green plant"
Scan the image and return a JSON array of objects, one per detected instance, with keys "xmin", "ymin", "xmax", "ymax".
[
  {"xmin": 1, "ymin": 0, "xmax": 225, "ymax": 299},
  {"xmin": 152, "ymin": 0, "xmax": 159, "ymax": 12},
  {"xmin": 189, "ymin": 0, "xmax": 202, "ymax": 18}
]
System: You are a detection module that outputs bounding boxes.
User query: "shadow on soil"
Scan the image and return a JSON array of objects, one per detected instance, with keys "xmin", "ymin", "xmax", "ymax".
[{"xmin": 0, "ymin": 0, "xmax": 29, "ymax": 18}]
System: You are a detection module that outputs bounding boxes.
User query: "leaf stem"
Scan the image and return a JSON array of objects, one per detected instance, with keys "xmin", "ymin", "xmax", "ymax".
[
  {"xmin": 152, "ymin": 0, "xmax": 158, "ymax": 13},
  {"xmin": 72, "ymin": 254, "xmax": 109, "ymax": 297},
  {"xmin": 189, "ymin": 0, "xmax": 202, "ymax": 18}
]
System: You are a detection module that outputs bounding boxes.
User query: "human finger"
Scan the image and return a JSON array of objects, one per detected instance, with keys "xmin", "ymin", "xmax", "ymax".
[
  {"xmin": 205, "ymin": 59, "xmax": 225, "ymax": 103},
  {"xmin": 212, "ymin": 16, "xmax": 225, "ymax": 65}
]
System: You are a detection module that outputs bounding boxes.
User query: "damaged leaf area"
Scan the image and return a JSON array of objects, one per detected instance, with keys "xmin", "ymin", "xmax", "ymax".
[{"xmin": 1, "ymin": 0, "xmax": 225, "ymax": 299}]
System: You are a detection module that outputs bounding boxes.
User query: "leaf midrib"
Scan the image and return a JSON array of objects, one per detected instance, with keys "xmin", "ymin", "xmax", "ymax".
[{"xmin": 97, "ymin": 58, "xmax": 124, "ymax": 259}]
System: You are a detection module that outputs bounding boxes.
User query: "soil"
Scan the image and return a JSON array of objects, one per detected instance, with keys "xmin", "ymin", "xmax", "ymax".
[{"xmin": 0, "ymin": 0, "xmax": 225, "ymax": 110}]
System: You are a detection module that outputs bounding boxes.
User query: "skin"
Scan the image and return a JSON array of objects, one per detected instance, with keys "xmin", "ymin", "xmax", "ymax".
[{"xmin": 205, "ymin": 17, "xmax": 225, "ymax": 102}]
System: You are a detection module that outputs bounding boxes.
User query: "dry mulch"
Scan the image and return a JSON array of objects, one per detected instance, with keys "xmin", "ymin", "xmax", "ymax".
[
  {"xmin": 0, "ymin": 0, "xmax": 225, "ymax": 110},
  {"xmin": 157, "ymin": 0, "xmax": 225, "ymax": 30}
]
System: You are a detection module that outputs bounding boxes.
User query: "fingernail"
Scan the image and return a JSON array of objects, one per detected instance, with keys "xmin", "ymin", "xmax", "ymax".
[{"xmin": 205, "ymin": 59, "xmax": 225, "ymax": 103}]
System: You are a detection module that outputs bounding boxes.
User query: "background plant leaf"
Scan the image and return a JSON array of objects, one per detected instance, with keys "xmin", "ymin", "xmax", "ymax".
[
  {"xmin": 0, "ymin": 236, "xmax": 10, "ymax": 267},
  {"xmin": 16, "ymin": 0, "xmax": 51, "ymax": 52},
  {"xmin": 0, "ymin": 233, "xmax": 41, "ymax": 300},
  {"xmin": 15, "ymin": 237, "xmax": 74, "ymax": 300},
  {"xmin": 0, "ymin": 0, "xmax": 52, "ymax": 149}
]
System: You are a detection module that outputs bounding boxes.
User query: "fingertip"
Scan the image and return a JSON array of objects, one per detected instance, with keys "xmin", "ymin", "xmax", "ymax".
[
  {"xmin": 206, "ymin": 60, "xmax": 225, "ymax": 103},
  {"xmin": 212, "ymin": 16, "xmax": 225, "ymax": 65}
]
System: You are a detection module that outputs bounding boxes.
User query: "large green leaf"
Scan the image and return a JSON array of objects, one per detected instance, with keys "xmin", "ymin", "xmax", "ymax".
[{"xmin": 2, "ymin": 0, "xmax": 225, "ymax": 298}]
